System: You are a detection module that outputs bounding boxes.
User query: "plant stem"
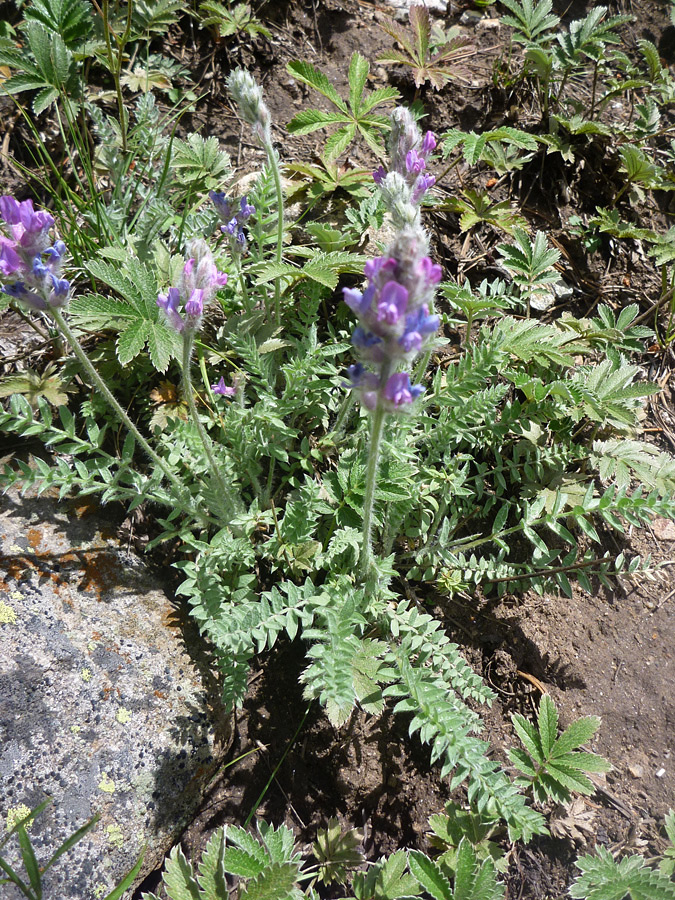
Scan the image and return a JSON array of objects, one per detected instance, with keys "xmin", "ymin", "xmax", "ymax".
[
  {"xmin": 181, "ymin": 331, "xmax": 239, "ymax": 520},
  {"xmin": 234, "ymin": 255, "xmax": 251, "ymax": 311},
  {"xmin": 50, "ymin": 308, "xmax": 210, "ymax": 526},
  {"xmin": 264, "ymin": 140, "xmax": 284, "ymax": 325},
  {"xmin": 359, "ymin": 361, "xmax": 392, "ymax": 583},
  {"xmin": 101, "ymin": 0, "xmax": 132, "ymax": 154}
]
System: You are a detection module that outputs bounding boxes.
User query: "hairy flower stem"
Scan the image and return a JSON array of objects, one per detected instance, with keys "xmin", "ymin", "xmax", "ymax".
[
  {"xmin": 359, "ymin": 362, "xmax": 392, "ymax": 584},
  {"xmin": 182, "ymin": 334, "xmax": 239, "ymax": 520},
  {"xmin": 264, "ymin": 141, "xmax": 284, "ymax": 325},
  {"xmin": 50, "ymin": 308, "xmax": 210, "ymax": 527}
]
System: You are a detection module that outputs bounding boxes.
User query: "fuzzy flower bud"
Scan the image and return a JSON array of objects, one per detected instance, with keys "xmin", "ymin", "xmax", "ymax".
[
  {"xmin": 379, "ymin": 173, "xmax": 419, "ymax": 230},
  {"xmin": 157, "ymin": 240, "xmax": 227, "ymax": 335},
  {"xmin": 227, "ymin": 69, "xmax": 271, "ymax": 144}
]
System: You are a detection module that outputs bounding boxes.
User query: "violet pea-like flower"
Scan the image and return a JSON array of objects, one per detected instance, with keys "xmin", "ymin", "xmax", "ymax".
[
  {"xmin": 157, "ymin": 286, "xmax": 185, "ymax": 332},
  {"xmin": 406, "ymin": 149, "xmax": 426, "ymax": 175},
  {"xmin": 376, "ymin": 281, "xmax": 408, "ymax": 326},
  {"xmin": 212, "ymin": 376, "xmax": 236, "ymax": 397},
  {"xmin": 421, "ymin": 131, "xmax": 437, "ymax": 154},
  {"xmin": 0, "ymin": 238, "xmax": 22, "ymax": 277},
  {"xmin": 399, "ymin": 305, "xmax": 440, "ymax": 354},
  {"xmin": 383, "ymin": 372, "xmax": 424, "ymax": 408}
]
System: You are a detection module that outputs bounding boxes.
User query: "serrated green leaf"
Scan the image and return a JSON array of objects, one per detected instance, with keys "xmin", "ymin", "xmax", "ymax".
[
  {"xmin": 287, "ymin": 59, "xmax": 348, "ymax": 112},
  {"xmin": 408, "ymin": 851, "xmax": 452, "ymax": 900},
  {"xmin": 537, "ymin": 694, "xmax": 558, "ymax": 758},
  {"xmin": 348, "ymin": 51, "xmax": 369, "ymax": 115},
  {"xmin": 552, "ymin": 716, "xmax": 602, "ymax": 756},
  {"xmin": 163, "ymin": 846, "xmax": 201, "ymax": 900}
]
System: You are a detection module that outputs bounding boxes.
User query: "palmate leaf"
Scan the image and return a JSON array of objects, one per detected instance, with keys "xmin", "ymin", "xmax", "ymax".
[
  {"xmin": 23, "ymin": 0, "xmax": 93, "ymax": 48},
  {"xmin": 499, "ymin": 0, "xmax": 559, "ymax": 44},
  {"xmin": 378, "ymin": 6, "xmax": 471, "ymax": 90},
  {"xmin": 71, "ymin": 258, "xmax": 180, "ymax": 371},
  {"xmin": 287, "ymin": 52, "xmax": 397, "ymax": 159},
  {"xmin": 170, "ymin": 133, "xmax": 231, "ymax": 189},
  {"xmin": 509, "ymin": 695, "xmax": 609, "ymax": 805}
]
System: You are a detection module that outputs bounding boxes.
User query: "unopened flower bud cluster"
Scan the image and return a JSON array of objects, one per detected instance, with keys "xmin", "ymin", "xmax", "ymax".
[{"xmin": 156, "ymin": 238, "xmax": 228, "ymax": 334}]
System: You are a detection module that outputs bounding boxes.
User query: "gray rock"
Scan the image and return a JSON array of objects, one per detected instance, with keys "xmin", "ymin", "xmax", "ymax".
[{"xmin": 0, "ymin": 491, "xmax": 231, "ymax": 899}]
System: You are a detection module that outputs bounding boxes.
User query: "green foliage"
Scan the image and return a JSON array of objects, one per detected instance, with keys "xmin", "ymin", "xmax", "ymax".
[
  {"xmin": 197, "ymin": 1, "xmax": 271, "ymax": 40},
  {"xmin": 377, "ymin": 5, "xmax": 472, "ymax": 91},
  {"xmin": 499, "ymin": 0, "xmax": 559, "ymax": 46},
  {"xmin": 570, "ymin": 846, "xmax": 675, "ymax": 900},
  {"xmin": 659, "ymin": 811, "xmax": 675, "ymax": 878},
  {"xmin": 313, "ymin": 819, "xmax": 363, "ymax": 886},
  {"xmin": 0, "ymin": 19, "xmax": 81, "ymax": 114},
  {"xmin": 70, "ymin": 257, "xmax": 180, "ymax": 371},
  {"xmin": 446, "ymin": 189, "xmax": 528, "ymax": 236},
  {"xmin": 286, "ymin": 52, "xmax": 399, "ymax": 159},
  {"xmin": 496, "ymin": 229, "xmax": 561, "ymax": 311},
  {"xmin": 143, "ymin": 823, "xmax": 305, "ymax": 900},
  {"xmin": 509, "ymin": 694, "xmax": 610, "ymax": 805}
]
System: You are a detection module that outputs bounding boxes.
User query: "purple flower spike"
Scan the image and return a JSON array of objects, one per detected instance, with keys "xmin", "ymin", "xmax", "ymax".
[
  {"xmin": 372, "ymin": 165, "xmax": 387, "ymax": 185},
  {"xmin": 383, "ymin": 372, "xmax": 424, "ymax": 407},
  {"xmin": 352, "ymin": 327, "xmax": 382, "ymax": 349},
  {"xmin": 343, "ymin": 286, "xmax": 373, "ymax": 317},
  {"xmin": 399, "ymin": 305, "xmax": 440, "ymax": 353},
  {"xmin": 421, "ymin": 131, "xmax": 437, "ymax": 154},
  {"xmin": 376, "ymin": 281, "xmax": 408, "ymax": 325},
  {"xmin": 405, "ymin": 150, "xmax": 426, "ymax": 175},
  {"xmin": 212, "ymin": 376, "xmax": 236, "ymax": 396},
  {"xmin": 364, "ymin": 256, "xmax": 396, "ymax": 281},
  {"xmin": 2, "ymin": 281, "xmax": 48, "ymax": 311}
]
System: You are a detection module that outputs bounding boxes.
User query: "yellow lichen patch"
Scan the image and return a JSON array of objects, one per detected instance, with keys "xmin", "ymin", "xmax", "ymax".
[
  {"xmin": 81, "ymin": 668, "xmax": 92, "ymax": 682},
  {"xmin": 116, "ymin": 708, "xmax": 131, "ymax": 725},
  {"xmin": 98, "ymin": 773, "xmax": 115, "ymax": 794},
  {"xmin": 10, "ymin": 591, "xmax": 23, "ymax": 600},
  {"xmin": 0, "ymin": 601, "xmax": 16, "ymax": 625},
  {"xmin": 70, "ymin": 724, "xmax": 81, "ymax": 735},
  {"xmin": 105, "ymin": 824, "xmax": 124, "ymax": 850},
  {"xmin": 6, "ymin": 804, "xmax": 33, "ymax": 832}
]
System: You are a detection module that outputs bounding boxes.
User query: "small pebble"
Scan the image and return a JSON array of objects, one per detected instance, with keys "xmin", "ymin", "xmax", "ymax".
[
  {"xmin": 628, "ymin": 764, "xmax": 644, "ymax": 779},
  {"xmin": 656, "ymin": 768, "xmax": 666, "ymax": 778}
]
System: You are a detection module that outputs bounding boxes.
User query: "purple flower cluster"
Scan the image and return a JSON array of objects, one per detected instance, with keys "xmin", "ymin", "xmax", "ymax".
[
  {"xmin": 210, "ymin": 193, "xmax": 255, "ymax": 250},
  {"xmin": 343, "ymin": 234, "xmax": 441, "ymax": 412},
  {"xmin": 157, "ymin": 239, "xmax": 227, "ymax": 334},
  {"xmin": 0, "ymin": 196, "xmax": 70, "ymax": 311},
  {"xmin": 373, "ymin": 125, "xmax": 436, "ymax": 205}
]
